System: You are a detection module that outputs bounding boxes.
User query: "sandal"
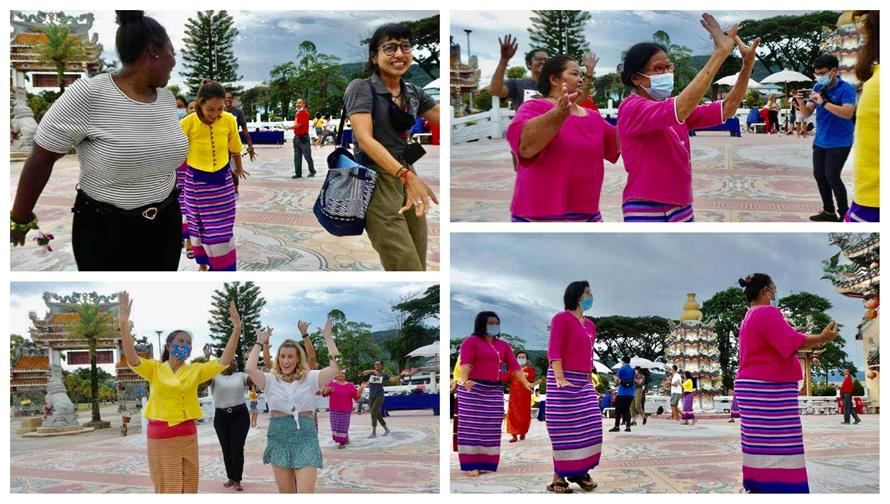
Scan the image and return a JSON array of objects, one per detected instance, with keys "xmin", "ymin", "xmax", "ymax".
[
  {"xmin": 547, "ymin": 480, "xmax": 574, "ymax": 494},
  {"xmin": 568, "ymin": 474, "xmax": 598, "ymax": 492},
  {"xmin": 187, "ymin": 250, "xmax": 195, "ymax": 260}
]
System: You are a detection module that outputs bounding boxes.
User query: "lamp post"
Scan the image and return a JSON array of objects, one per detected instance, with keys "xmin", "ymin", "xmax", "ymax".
[
  {"xmin": 464, "ymin": 29, "xmax": 473, "ymax": 111},
  {"xmin": 155, "ymin": 330, "xmax": 162, "ymax": 360}
]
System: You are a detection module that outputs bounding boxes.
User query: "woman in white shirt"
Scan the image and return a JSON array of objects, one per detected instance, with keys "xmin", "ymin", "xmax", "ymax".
[
  {"xmin": 207, "ymin": 345, "xmax": 251, "ymax": 492},
  {"xmin": 246, "ymin": 319, "xmax": 341, "ymax": 493}
]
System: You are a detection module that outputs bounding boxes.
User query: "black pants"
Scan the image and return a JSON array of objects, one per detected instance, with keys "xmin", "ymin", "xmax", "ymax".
[
  {"xmin": 213, "ymin": 405, "xmax": 250, "ymax": 482},
  {"xmin": 614, "ymin": 395, "xmax": 632, "ymax": 428},
  {"xmin": 813, "ymin": 145, "xmax": 851, "ymax": 217},
  {"xmin": 71, "ymin": 190, "xmax": 181, "ymax": 271},
  {"xmin": 842, "ymin": 393, "xmax": 861, "ymax": 423},
  {"xmin": 768, "ymin": 110, "xmax": 779, "ymax": 132},
  {"xmin": 370, "ymin": 395, "xmax": 387, "ymax": 429},
  {"xmin": 293, "ymin": 134, "xmax": 315, "ymax": 176}
]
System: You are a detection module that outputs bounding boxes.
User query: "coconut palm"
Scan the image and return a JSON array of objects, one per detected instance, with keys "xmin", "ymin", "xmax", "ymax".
[
  {"xmin": 65, "ymin": 300, "xmax": 115, "ymax": 427},
  {"xmin": 35, "ymin": 25, "xmax": 86, "ymax": 92}
]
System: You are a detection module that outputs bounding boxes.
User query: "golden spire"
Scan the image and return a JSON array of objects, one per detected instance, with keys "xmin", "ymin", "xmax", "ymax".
[{"xmin": 681, "ymin": 293, "xmax": 703, "ymax": 323}]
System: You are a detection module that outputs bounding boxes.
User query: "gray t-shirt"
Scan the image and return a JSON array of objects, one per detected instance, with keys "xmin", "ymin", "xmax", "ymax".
[
  {"xmin": 343, "ymin": 72, "xmax": 436, "ymax": 167},
  {"xmin": 505, "ymin": 78, "xmax": 539, "ymax": 110},
  {"xmin": 34, "ymin": 73, "xmax": 189, "ymax": 209},
  {"xmin": 211, "ymin": 372, "xmax": 248, "ymax": 409},
  {"xmin": 228, "ymin": 107, "xmax": 248, "ymax": 129},
  {"xmin": 366, "ymin": 372, "xmax": 390, "ymax": 399}
]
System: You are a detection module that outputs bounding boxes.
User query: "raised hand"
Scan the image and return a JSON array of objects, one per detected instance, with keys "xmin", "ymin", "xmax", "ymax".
[
  {"xmin": 822, "ymin": 321, "xmax": 839, "ymax": 341},
  {"xmin": 203, "ymin": 343, "xmax": 212, "ymax": 359},
  {"xmin": 319, "ymin": 318, "xmax": 334, "ymax": 345},
  {"xmin": 700, "ymin": 13, "xmax": 737, "ymax": 55},
  {"xmin": 584, "ymin": 52, "xmax": 599, "ymax": 76},
  {"xmin": 228, "ymin": 301, "xmax": 242, "ymax": 329},
  {"xmin": 297, "ymin": 320, "xmax": 311, "ymax": 336},
  {"xmin": 498, "ymin": 34, "xmax": 519, "ymax": 61},
  {"xmin": 118, "ymin": 291, "xmax": 133, "ymax": 325},
  {"xmin": 734, "ymin": 35, "xmax": 761, "ymax": 64},
  {"xmin": 255, "ymin": 326, "xmax": 273, "ymax": 346}
]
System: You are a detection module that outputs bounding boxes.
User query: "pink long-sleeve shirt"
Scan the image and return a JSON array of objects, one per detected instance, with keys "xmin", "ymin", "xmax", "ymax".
[
  {"xmin": 326, "ymin": 381, "xmax": 358, "ymax": 412},
  {"xmin": 737, "ymin": 305, "xmax": 806, "ymax": 382},
  {"xmin": 460, "ymin": 335, "xmax": 520, "ymax": 382},
  {"xmin": 618, "ymin": 94, "xmax": 724, "ymax": 206},
  {"xmin": 507, "ymin": 98, "xmax": 619, "ymax": 218},
  {"xmin": 547, "ymin": 310, "xmax": 596, "ymax": 373}
]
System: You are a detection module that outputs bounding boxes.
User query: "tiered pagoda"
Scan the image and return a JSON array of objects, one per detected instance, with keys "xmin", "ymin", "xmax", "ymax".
[{"xmin": 665, "ymin": 293, "xmax": 722, "ymax": 410}]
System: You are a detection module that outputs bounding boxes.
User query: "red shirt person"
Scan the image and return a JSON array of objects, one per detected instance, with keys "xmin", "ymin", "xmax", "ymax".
[{"xmin": 286, "ymin": 98, "xmax": 315, "ymax": 177}]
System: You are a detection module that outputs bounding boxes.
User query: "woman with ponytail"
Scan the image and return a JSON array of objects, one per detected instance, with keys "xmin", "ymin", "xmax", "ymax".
[
  {"xmin": 119, "ymin": 291, "xmax": 242, "ymax": 493},
  {"xmin": 180, "ymin": 78, "xmax": 245, "ymax": 271},
  {"xmin": 734, "ymin": 273, "xmax": 839, "ymax": 493},
  {"xmin": 11, "ymin": 11, "xmax": 188, "ymax": 270}
]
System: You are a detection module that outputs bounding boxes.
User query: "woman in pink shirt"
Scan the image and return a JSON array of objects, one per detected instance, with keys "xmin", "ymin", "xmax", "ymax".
[
  {"xmin": 618, "ymin": 13, "xmax": 760, "ymax": 222},
  {"xmin": 735, "ymin": 273, "xmax": 838, "ymax": 493},
  {"xmin": 321, "ymin": 370, "xmax": 367, "ymax": 449},
  {"xmin": 507, "ymin": 56, "xmax": 620, "ymax": 222},
  {"xmin": 545, "ymin": 281, "xmax": 600, "ymax": 493},
  {"xmin": 457, "ymin": 311, "xmax": 532, "ymax": 477}
]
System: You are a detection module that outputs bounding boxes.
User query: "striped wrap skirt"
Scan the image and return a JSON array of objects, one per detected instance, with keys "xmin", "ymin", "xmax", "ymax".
[
  {"xmin": 456, "ymin": 380, "xmax": 504, "ymax": 472},
  {"xmin": 512, "ymin": 212, "xmax": 603, "ymax": 222},
  {"xmin": 735, "ymin": 379, "xmax": 809, "ymax": 493},
  {"xmin": 682, "ymin": 392, "xmax": 695, "ymax": 420},
  {"xmin": 330, "ymin": 410, "xmax": 351, "ymax": 445},
  {"xmin": 146, "ymin": 419, "xmax": 199, "ymax": 493},
  {"xmin": 623, "ymin": 200, "xmax": 694, "ymax": 222},
  {"xmin": 731, "ymin": 396, "xmax": 741, "ymax": 419},
  {"xmin": 175, "ymin": 162, "xmax": 190, "ymax": 241},
  {"xmin": 183, "ymin": 165, "xmax": 237, "ymax": 271},
  {"xmin": 545, "ymin": 369, "xmax": 602, "ymax": 477}
]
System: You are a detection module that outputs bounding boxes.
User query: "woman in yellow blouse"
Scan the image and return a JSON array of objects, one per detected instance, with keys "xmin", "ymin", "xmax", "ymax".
[
  {"xmin": 848, "ymin": 10, "xmax": 879, "ymax": 222},
  {"xmin": 180, "ymin": 79, "xmax": 245, "ymax": 271},
  {"xmin": 119, "ymin": 290, "xmax": 242, "ymax": 493},
  {"xmin": 681, "ymin": 371, "xmax": 697, "ymax": 425}
]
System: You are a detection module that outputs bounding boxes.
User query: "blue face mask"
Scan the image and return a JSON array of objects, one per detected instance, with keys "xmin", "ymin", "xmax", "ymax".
[
  {"xmin": 641, "ymin": 72, "xmax": 674, "ymax": 101},
  {"xmin": 486, "ymin": 325, "xmax": 500, "ymax": 336},
  {"xmin": 581, "ymin": 296, "xmax": 594, "ymax": 312},
  {"xmin": 816, "ymin": 75, "xmax": 831, "ymax": 86},
  {"xmin": 769, "ymin": 288, "xmax": 779, "ymax": 307},
  {"xmin": 171, "ymin": 342, "xmax": 191, "ymax": 361},
  {"xmin": 176, "ymin": 108, "xmax": 188, "ymax": 120}
]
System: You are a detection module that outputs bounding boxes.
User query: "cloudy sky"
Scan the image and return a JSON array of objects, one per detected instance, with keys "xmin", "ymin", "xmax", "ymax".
[
  {"xmin": 11, "ymin": 281, "xmax": 436, "ymax": 372},
  {"xmin": 451, "ymin": 233, "xmax": 870, "ymax": 366},
  {"xmin": 451, "ymin": 10, "xmax": 832, "ymax": 84},
  {"xmin": 18, "ymin": 10, "xmax": 436, "ymax": 89}
]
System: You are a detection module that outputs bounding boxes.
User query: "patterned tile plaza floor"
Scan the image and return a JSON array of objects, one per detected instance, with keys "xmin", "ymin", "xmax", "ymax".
[
  {"xmin": 10, "ymin": 144, "xmax": 440, "ymax": 271},
  {"xmin": 450, "ymin": 413, "xmax": 879, "ymax": 493},
  {"xmin": 10, "ymin": 408, "xmax": 439, "ymax": 493},
  {"xmin": 450, "ymin": 132, "xmax": 855, "ymax": 222}
]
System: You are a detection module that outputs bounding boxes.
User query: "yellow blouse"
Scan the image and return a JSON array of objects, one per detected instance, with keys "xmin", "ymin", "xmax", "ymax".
[
  {"xmin": 131, "ymin": 357, "xmax": 226, "ymax": 425},
  {"xmin": 453, "ymin": 357, "xmax": 461, "ymax": 380},
  {"xmin": 853, "ymin": 64, "xmax": 879, "ymax": 207},
  {"xmin": 683, "ymin": 378, "xmax": 693, "ymax": 393},
  {"xmin": 180, "ymin": 111, "xmax": 243, "ymax": 172}
]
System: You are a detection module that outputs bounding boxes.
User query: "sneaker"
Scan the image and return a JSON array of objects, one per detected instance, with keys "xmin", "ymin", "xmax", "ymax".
[
  {"xmin": 383, "ymin": 427, "xmax": 390, "ymax": 436},
  {"xmin": 643, "ymin": 416, "xmax": 647, "ymax": 425},
  {"xmin": 292, "ymin": 175, "xmax": 301, "ymax": 179},
  {"xmin": 625, "ymin": 427, "xmax": 631, "ymax": 432},
  {"xmin": 842, "ymin": 421, "xmax": 850, "ymax": 424},
  {"xmin": 854, "ymin": 419, "xmax": 862, "ymax": 425},
  {"xmin": 368, "ymin": 433, "xmax": 377, "ymax": 438},
  {"xmin": 608, "ymin": 427, "xmax": 620, "ymax": 432},
  {"xmin": 809, "ymin": 211, "xmax": 839, "ymax": 222},
  {"xmin": 309, "ymin": 172, "xmax": 317, "ymax": 177}
]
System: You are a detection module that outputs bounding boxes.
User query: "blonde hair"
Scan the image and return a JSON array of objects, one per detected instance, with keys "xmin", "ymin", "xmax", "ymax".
[{"xmin": 272, "ymin": 339, "xmax": 310, "ymax": 383}]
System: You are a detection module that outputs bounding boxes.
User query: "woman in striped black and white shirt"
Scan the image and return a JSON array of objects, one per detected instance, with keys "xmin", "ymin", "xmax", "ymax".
[{"xmin": 10, "ymin": 10, "xmax": 188, "ymax": 270}]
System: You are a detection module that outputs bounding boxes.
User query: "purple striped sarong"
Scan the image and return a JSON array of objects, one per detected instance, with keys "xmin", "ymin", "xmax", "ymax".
[
  {"xmin": 545, "ymin": 369, "xmax": 602, "ymax": 477},
  {"xmin": 512, "ymin": 212, "xmax": 603, "ymax": 222},
  {"xmin": 330, "ymin": 410, "xmax": 351, "ymax": 445},
  {"xmin": 735, "ymin": 379, "xmax": 809, "ymax": 493},
  {"xmin": 183, "ymin": 165, "xmax": 237, "ymax": 271},
  {"xmin": 176, "ymin": 162, "xmax": 190, "ymax": 241},
  {"xmin": 457, "ymin": 380, "xmax": 503, "ymax": 472},
  {"xmin": 731, "ymin": 396, "xmax": 741, "ymax": 418},
  {"xmin": 682, "ymin": 392, "xmax": 695, "ymax": 420},
  {"xmin": 844, "ymin": 201, "xmax": 879, "ymax": 222},
  {"xmin": 622, "ymin": 200, "xmax": 694, "ymax": 222}
]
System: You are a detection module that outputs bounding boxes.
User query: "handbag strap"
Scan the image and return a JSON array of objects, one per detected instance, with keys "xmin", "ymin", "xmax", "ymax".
[{"xmin": 337, "ymin": 78, "xmax": 378, "ymax": 147}]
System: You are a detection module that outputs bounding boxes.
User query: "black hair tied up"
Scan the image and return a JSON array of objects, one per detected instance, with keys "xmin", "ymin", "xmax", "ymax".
[
  {"xmin": 472, "ymin": 311, "xmax": 500, "ymax": 338},
  {"xmin": 197, "ymin": 78, "xmax": 227, "ymax": 102},
  {"xmin": 620, "ymin": 42, "xmax": 668, "ymax": 87},
  {"xmin": 114, "ymin": 10, "xmax": 170, "ymax": 65},
  {"xmin": 537, "ymin": 55, "xmax": 575, "ymax": 96},
  {"xmin": 738, "ymin": 273, "xmax": 773, "ymax": 302},
  {"xmin": 563, "ymin": 280, "xmax": 591, "ymax": 311}
]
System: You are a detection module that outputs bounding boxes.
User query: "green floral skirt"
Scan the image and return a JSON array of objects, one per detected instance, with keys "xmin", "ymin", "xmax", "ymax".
[{"xmin": 263, "ymin": 415, "xmax": 323, "ymax": 469}]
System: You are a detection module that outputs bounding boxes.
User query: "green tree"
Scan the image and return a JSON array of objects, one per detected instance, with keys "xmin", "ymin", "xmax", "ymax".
[
  {"xmin": 593, "ymin": 72, "xmax": 623, "ymax": 108},
  {"xmin": 594, "ymin": 315, "xmax": 672, "ymax": 366},
  {"xmin": 293, "ymin": 41, "xmax": 349, "ymax": 117},
  {"xmin": 35, "ymin": 24, "xmax": 86, "ymax": 92},
  {"xmin": 652, "ymin": 30, "xmax": 695, "ymax": 94},
  {"xmin": 268, "ymin": 62, "xmax": 299, "ymax": 117},
  {"xmin": 736, "ymin": 11, "xmax": 839, "ymax": 74},
  {"xmin": 207, "ymin": 282, "xmax": 266, "ymax": 370},
  {"xmin": 779, "ymin": 292, "xmax": 852, "ymax": 378},
  {"xmin": 701, "ymin": 287, "xmax": 749, "ymax": 392},
  {"xmin": 528, "ymin": 11, "xmax": 592, "ymax": 63},
  {"xmin": 241, "ymin": 84, "xmax": 271, "ymax": 119},
  {"xmin": 180, "ymin": 10, "xmax": 243, "ymax": 94},
  {"xmin": 166, "ymin": 84, "xmax": 183, "ymax": 99},
  {"xmin": 474, "ymin": 88, "xmax": 492, "ymax": 111},
  {"xmin": 507, "ymin": 66, "xmax": 527, "ymax": 79},
  {"xmin": 64, "ymin": 299, "xmax": 116, "ymax": 427},
  {"xmin": 311, "ymin": 309, "xmax": 381, "ymax": 383},
  {"xmin": 384, "ymin": 285, "xmax": 440, "ymax": 368}
]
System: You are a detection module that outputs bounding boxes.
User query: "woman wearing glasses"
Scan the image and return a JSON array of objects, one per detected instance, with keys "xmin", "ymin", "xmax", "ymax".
[
  {"xmin": 617, "ymin": 13, "xmax": 760, "ymax": 222},
  {"xmin": 343, "ymin": 23, "xmax": 440, "ymax": 271}
]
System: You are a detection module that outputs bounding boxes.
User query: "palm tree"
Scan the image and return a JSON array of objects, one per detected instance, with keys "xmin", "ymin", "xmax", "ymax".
[
  {"xmin": 65, "ymin": 300, "xmax": 115, "ymax": 428},
  {"xmin": 35, "ymin": 25, "xmax": 86, "ymax": 92}
]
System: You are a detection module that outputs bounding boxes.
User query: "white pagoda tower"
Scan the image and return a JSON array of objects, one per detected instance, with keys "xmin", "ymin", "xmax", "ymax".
[{"xmin": 665, "ymin": 293, "xmax": 722, "ymax": 410}]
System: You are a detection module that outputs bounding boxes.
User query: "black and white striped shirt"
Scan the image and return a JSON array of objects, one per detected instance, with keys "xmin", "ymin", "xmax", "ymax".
[{"xmin": 34, "ymin": 73, "xmax": 189, "ymax": 210}]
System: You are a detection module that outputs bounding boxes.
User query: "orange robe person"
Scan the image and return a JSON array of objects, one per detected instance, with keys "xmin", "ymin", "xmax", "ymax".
[{"xmin": 506, "ymin": 364, "xmax": 536, "ymax": 438}]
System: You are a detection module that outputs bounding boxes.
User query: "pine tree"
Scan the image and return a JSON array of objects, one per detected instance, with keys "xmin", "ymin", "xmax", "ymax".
[
  {"xmin": 180, "ymin": 10, "xmax": 243, "ymax": 94},
  {"xmin": 207, "ymin": 282, "xmax": 266, "ymax": 370},
  {"xmin": 528, "ymin": 11, "xmax": 591, "ymax": 63}
]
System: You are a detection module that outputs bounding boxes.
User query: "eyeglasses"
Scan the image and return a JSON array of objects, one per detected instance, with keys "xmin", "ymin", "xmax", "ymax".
[
  {"xmin": 381, "ymin": 43, "xmax": 413, "ymax": 56},
  {"xmin": 531, "ymin": 56, "xmax": 549, "ymax": 63},
  {"xmin": 646, "ymin": 63, "xmax": 675, "ymax": 75}
]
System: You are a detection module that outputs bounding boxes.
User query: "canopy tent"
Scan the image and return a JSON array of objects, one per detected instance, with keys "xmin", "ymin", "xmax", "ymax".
[
  {"xmin": 423, "ymin": 77, "xmax": 441, "ymax": 90},
  {"xmin": 715, "ymin": 73, "xmax": 763, "ymax": 89},
  {"xmin": 611, "ymin": 356, "xmax": 661, "ymax": 370},
  {"xmin": 406, "ymin": 342, "xmax": 439, "ymax": 358},
  {"xmin": 594, "ymin": 360, "xmax": 613, "ymax": 374}
]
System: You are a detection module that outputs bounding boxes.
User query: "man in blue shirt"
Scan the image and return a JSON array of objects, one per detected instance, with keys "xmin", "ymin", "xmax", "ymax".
[
  {"xmin": 609, "ymin": 356, "xmax": 636, "ymax": 432},
  {"xmin": 795, "ymin": 54, "xmax": 858, "ymax": 222}
]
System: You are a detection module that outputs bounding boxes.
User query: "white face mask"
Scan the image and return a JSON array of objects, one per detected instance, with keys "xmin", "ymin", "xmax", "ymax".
[{"xmin": 517, "ymin": 358, "xmax": 528, "ymax": 366}]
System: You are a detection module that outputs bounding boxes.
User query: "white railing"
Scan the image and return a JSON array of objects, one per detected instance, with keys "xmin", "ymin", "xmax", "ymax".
[{"xmin": 451, "ymin": 96, "xmax": 515, "ymax": 144}]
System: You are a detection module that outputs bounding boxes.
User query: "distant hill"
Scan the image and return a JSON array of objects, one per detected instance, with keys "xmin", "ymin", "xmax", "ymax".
[
  {"xmin": 339, "ymin": 62, "xmax": 438, "ymax": 88},
  {"xmin": 371, "ymin": 328, "xmax": 398, "ymax": 347}
]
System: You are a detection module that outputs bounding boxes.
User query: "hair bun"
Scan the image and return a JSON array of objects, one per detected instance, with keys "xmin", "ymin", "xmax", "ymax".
[
  {"xmin": 738, "ymin": 276, "xmax": 750, "ymax": 288},
  {"xmin": 115, "ymin": 10, "xmax": 145, "ymax": 25}
]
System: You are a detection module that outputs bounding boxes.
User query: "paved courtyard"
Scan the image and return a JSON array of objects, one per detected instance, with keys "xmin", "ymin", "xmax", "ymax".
[
  {"xmin": 10, "ymin": 143, "xmax": 440, "ymax": 271},
  {"xmin": 450, "ymin": 413, "xmax": 879, "ymax": 493},
  {"xmin": 10, "ymin": 407, "xmax": 439, "ymax": 493},
  {"xmin": 451, "ymin": 132, "xmax": 854, "ymax": 222}
]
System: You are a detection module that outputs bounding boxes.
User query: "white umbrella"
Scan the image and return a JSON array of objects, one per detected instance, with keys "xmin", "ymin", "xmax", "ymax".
[
  {"xmin": 594, "ymin": 361, "xmax": 612, "ymax": 374},
  {"xmin": 406, "ymin": 342, "xmax": 439, "ymax": 358},
  {"xmin": 715, "ymin": 73, "xmax": 762, "ymax": 89},
  {"xmin": 760, "ymin": 69, "xmax": 812, "ymax": 85},
  {"xmin": 611, "ymin": 356, "xmax": 661, "ymax": 370},
  {"xmin": 423, "ymin": 78, "xmax": 441, "ymax": 90}
]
